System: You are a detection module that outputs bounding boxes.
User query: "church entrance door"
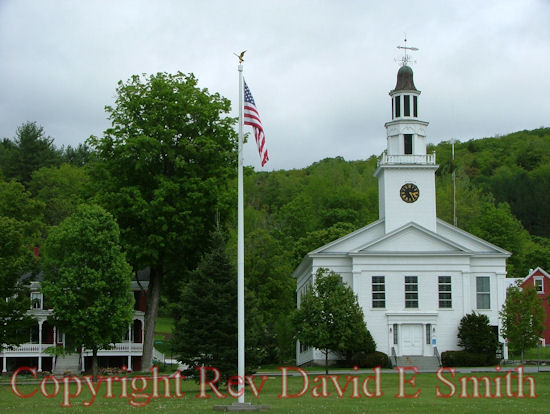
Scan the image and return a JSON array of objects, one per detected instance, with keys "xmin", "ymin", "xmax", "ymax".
[{"xmin": 401, "ymin": 324, "xmax": 423, "ymax": 355}]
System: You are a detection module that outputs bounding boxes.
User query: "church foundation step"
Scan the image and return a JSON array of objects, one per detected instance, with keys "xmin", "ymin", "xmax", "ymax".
[{"xmin": 395, "ymin": 355, "xmax": 440, "ymax": 371}]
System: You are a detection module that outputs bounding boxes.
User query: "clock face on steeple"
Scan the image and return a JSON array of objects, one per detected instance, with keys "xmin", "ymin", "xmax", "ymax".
[{"xmin": 400, "ymin": 183, "xmax": 419, "ymax": 203}]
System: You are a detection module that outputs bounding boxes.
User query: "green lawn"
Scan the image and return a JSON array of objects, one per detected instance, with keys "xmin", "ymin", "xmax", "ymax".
[
  {"xmin": 154, "ymin": 317, "xmax": 175, "ymax": 356},
  {"xmin": 1, "ymin": 370, "xmax": 548, "ymax": 413},
  {"xmin": 508, "ymin": 346, "xmax": 550, "ymax": 360}
]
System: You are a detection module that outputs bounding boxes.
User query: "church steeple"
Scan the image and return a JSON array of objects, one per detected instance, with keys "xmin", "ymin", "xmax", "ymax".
[
  {"xmin": 385, "ymin": 64, "xmax": 428, "ymax": 158},
  {"xmin": 374, "ymin": 43, "xmax": 439, "ymax": 234}
]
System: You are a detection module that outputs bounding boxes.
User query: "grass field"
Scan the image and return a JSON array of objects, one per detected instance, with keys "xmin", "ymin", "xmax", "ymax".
[
  {"xmin": 1, "ymin": 369, "xmax": 548, "ymax": 413},
  {"xmin": 154, "ymin": 317, "xmax": 175, "ymax": 356}
]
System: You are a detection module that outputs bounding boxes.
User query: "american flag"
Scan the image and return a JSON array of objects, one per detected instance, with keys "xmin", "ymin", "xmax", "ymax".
[{"xmin": 244, "ymin": 81, "xmax": 269, "ymax": 167}]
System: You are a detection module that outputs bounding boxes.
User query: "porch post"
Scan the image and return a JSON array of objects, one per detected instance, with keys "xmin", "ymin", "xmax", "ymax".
[
  {"xmin": 127, "ymin": 324, "xmax": 132, "ymax": 371},
  {"xmin": 81, "ymin": 348, "xmax": 85, "ymax": 372},
  {"xmin": 38, "ymin": 320, "xmax": 43, "ymax": 372},
  {"xmin": 2, "ymin": 355, "xmax": 7, "ymax": 373}
]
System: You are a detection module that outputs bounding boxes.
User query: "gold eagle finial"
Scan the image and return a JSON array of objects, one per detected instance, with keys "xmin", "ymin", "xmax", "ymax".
[{"xmin": 234, "ymin": 50, "xmax": 246, "ymax": 63}]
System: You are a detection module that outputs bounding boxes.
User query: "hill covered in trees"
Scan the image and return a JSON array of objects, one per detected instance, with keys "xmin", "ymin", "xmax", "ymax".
[{"xmin": 1, "ymin": 121, "xmax": 549, "ymax": 363}]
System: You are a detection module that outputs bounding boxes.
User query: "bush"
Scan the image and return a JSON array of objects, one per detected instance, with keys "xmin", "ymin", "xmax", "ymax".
[
  {"xmin": 441, "ymin": 350, "xmax": 497, "ymax": 367},
  {"xmin": 457, "ymin": 312, "xmax": 498, "ymax": 355},
  {"xmin": 349, "ymin": 351, "xmax": 391, "ymax": 368}
]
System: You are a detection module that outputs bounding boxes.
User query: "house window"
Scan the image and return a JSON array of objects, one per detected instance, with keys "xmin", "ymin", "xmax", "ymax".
[
  {"xmin": 31, "ymin": 292, "xmax": 42, "ymax": 309},
  {"xmin": 395, "ymin": 96, "xmax": 401, "ymax": 117},
  {"xmin": 404, "ymin": 95, "xmax": 410, "ymax": 116},
  {"xmin": 393, "ymin": 324, "xmax": 398, "ymax": 345},
  {"xmin": 534, "ymin": 277, "xmax": 544, "ymax": 293},
  {"xmin": 405, "ymin": 276, "xmax": 418, "ymax": 308},
  {"xmin": 438, "ymin": 276, "xmax": 452, "ymax": 308},
  {"xmin": 372, "ymin": 276, "xmax": 385, "ymax": 308},
  {"xmin": 476, "ymin": 276, "xmax": 490, "ymax": 309},
  {"xmin": 404, "ymin": 134, "xmax": 413, "ymax": 154},
  {"xmin": 426, "ymin": 324, "xmax": 431, "ymax": 345}
]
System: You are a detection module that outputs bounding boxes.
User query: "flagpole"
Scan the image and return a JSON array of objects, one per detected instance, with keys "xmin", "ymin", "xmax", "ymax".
[{"xmin": 237, "ymin": 62, "xmax": 245, "ymax": 404}]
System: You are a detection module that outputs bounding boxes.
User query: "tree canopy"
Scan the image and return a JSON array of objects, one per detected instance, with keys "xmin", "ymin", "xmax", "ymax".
[
  {"xmin": 500, "ymin": 282, "xmax": 545, "ymax": 362},
  {"xmin": 0, "ymin": 216, "xmax": 36, "ymax": 350},
  {"xmin": 88, "ymin": 71, "xmax": 238, "ymax": 369},
  {"xmin": 293, "ymin": 268, "xmax": 375, "ymax": 374},
  {"xmin": 41, "ymin": 204, "xmax": 134, "ymax": 379}
]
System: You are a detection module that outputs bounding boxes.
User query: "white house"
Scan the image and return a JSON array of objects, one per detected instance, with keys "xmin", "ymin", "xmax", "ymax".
[
  {"xmin": 1, "ymin": 270, "xmax": 150, "ymax": 374},
  {"xmin": 294, "ymin": 63, "xmax": 511, "ymax": 366}
]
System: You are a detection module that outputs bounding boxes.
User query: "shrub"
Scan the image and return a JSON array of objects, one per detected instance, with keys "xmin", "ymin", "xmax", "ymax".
[
  {"xmin": 441, "ymin": 350, "xmax": 497, "ymax": 367},
  {"xmin": 349, "ymin": 351, "xmax": 391, "ymax": 368},
  {"xmin": 457, "ymin": 312, "xmax": 498, "ymax": 355}
]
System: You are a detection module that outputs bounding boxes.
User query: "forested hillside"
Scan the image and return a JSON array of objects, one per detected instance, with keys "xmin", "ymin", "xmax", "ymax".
[{"xmin": 1, "ymin": 122, "xmax": 549, "ymax": 364}]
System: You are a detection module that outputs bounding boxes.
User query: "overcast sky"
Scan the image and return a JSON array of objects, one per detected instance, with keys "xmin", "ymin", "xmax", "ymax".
[{"xmin": 1, "ymin": 0, "xmax": 548, "ymax": 171}]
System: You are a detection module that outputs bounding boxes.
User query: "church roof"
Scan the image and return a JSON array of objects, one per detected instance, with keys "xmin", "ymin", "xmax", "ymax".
[
  {"xmin": 292, "ymin": 219, "xmax": 510, "ymax": 278},
  {"xmin": 393, "ymin": 65, "xmax": 417, "ymax": 92}
]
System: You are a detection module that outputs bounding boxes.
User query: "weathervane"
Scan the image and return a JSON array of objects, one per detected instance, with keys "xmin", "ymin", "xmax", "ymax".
[{"xmin": 396, "ymin": 36, "xmax": 419, "ymax": 66}]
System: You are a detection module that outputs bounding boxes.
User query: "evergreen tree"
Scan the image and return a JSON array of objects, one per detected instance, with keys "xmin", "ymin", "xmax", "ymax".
[
  {"xmin": 457, "ymin": 312, "xmax": 498, "ymax": 363},
  {"xmin": 172, "ymin": 228, "xmax": 263, "ymax": 382},
  {"xmin": 0, "ymin": 122, "xmax": 62, "ymax": 184}
]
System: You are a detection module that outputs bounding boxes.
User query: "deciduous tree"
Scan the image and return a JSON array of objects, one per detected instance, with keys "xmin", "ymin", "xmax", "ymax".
[
  {"xmin": 500, "ymin": 282, "xmax": 544, "ymax": 363},
  {"xmin": 293, "ymin": 268, "xmax": 375, "ymax": 374},
  {"xmin": 88, "ymin": 72, "xmax": 238, "ymax": 369},
  {"xmin": 41, "ymin": 204, "xmax": 134, "ymax": 380},
  {"xmin": 0, "ymin": 217, "xmax": 36, "ymax": 350}
]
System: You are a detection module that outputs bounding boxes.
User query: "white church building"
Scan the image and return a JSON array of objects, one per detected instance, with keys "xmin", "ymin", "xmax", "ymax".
[{"xmin": 294, "ymin": 62, "xmax": 511, "ymax": 366}]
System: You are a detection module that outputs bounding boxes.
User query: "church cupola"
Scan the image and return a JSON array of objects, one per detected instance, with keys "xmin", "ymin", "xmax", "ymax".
[
  {"xmin": 374, "ymin": 40, "xmax": 438, "ymax": 234},
  {"xmin": 384, "ymin": 62, "xmax": 429, "ymax": 159},
  {"xmin": 390, "ymin": 65, "xmax": 419, "ymax": 121}
]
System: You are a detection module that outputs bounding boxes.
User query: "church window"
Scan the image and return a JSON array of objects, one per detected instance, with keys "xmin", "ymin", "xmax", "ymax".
[
  {"xmin": 426, "ymin": 324, "xmax": 431, "ymax": 345},
  {"xmin": 476, "ymin": 277, "xmax": 490, "ymax": 309},
  {"xmin": 372, "ymin": 276, "xmax": 385, "ymax": 308},
  {"xmin": 392, "ymin": 98, "xmax": 394, "ymax": 120},
  {"xmin": 393, "ymin": 324, "xmax": 398, "ymax": 345},
  {"xmin": 404, "ymin": 134, "xmax": 413, "ymax": 154},
  {"xmin": 438, "ymin": 276, "xmax": 452, "ymax": 308},
  {"xmin": 404, "ymin": 95, "xmax": 410, "ymax": 116},
  {"xmin": 413, "ymin": 96, "xmax": 418, "ymax": 117},
  {"xmin": 31, "ymin": 292, "xmax": 42, "ymax": 309},
  {"xmin": 395, "ymin": 96, "xmax": 401, "ymax": 117},
  {"xmin": 534, "ymin": 276, "xmax": 543, "ymax": 293},
  {"xmin": 405, "ymin": 276, "xmax": 418, "ymax": 308}
]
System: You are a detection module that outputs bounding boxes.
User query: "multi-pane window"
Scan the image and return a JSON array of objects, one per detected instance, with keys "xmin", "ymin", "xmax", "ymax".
[
  {"xmin": 426, "ymin": 324, "xmax": 431, "ymax": 345},
  {"xmin": 405, "ymin": 276, "xmax": 418, "ymax": 308},
  {"xmin": 393, "ymin": 324, "xmax": 398, "ymax": 345},
  {"xmin": 438, "ymin": 276, "xmax": 452, "ymax": 308},
  {"xmin": 372, "ymin": 276, "xmax": 385, "ymax": 308},
  {"xmin": 413, "ymin": 96, "xmax": 418, "ymax": 117},
  {"xmin": 534, "ymin": 277, "xmax": 543, "ymax": 293},
  {"xmin": 476, "ymin": 276, "xmax": 490, "ymax": 309}
]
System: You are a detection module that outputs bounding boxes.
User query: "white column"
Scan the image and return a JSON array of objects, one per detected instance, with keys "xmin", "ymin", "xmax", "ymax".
[
  {"xmin": 2, "ymin": 355, "xmax": 7, "ymax": 373},
  {"xmin": 127, "ymin": 324, "xmax": 132, "ymax": 371},
  {"xmin": 81, "ymin": 348, "xmax": 85, "ymax": 372},
  {"xmin": 38, "ymin": 321, "xmax": 43, "ymax": 372}
]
